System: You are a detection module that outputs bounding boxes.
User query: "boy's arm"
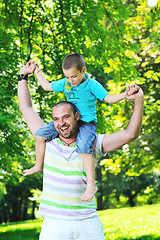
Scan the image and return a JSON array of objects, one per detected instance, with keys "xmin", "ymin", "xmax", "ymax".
[
  {"xmin": 102, "ymin": 85, "xmax": 144, "ymax": 153},
  {"xmin": 103, "ymin": 92, "xmax": 126, "ymax": 104},
  {"xmin": 34, "ymin": 65, "xmax": 53, "ymax": 91}
]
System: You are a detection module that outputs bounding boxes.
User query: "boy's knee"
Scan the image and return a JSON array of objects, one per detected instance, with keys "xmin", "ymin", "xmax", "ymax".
[{"xmin": 77, "ymin": 141, "xmax": 93, "ymax": 154}]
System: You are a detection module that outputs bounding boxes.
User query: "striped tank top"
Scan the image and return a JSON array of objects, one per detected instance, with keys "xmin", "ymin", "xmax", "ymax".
[{"xmin": 39, "ymin": 134, "xmax": 105, "ymax": 220}]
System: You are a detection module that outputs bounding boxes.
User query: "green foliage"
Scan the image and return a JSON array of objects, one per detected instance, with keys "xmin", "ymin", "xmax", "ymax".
[{"xmin": 0, "ymin": 0, "xmax": 160, "ymax": 222}]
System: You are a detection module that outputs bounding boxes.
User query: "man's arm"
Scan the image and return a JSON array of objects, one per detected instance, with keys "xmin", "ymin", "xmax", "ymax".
[
  {"xmin": 18, "ymin": 65, "xmax": 45, "ymax": 137},
  {"xmin": 102, "ymin": 85, "xmax": 144, "ymax": 153}
]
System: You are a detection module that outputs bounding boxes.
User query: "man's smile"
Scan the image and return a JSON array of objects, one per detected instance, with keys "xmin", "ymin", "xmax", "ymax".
[
  {"xmin": 58, "ymin": 125, "xmax": 69, "ymax": 134},
  {"xmin": 59, "ymin": 125, "xmax": 70, "ymax": 134}
]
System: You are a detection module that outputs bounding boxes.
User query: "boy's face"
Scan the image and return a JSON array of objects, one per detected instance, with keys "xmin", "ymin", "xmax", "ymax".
[{"xmin": 63, "ymin": 66, "xmax": 86, "ymax": 87}]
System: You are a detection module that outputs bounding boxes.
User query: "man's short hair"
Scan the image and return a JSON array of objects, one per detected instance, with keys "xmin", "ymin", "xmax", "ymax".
[
  {"xmin": 62, "ymin": 53, "xmax": 85, "ymax": 71},
  {"xmin": 53, "ymin": 101, "xmax": 78, "ymax": 116}
]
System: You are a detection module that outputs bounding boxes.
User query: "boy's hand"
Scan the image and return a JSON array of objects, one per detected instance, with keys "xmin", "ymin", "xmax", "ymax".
[
  {"xmin": 126, "ymin": 84, "xmax": 143, "ymax": 100},
  {"xmin": 27, "ymin": 60, "xmax": 39, "ymax": 68},
  {"xmin": 27, "ymin": 60, "xmax": 40, "ymax": 75},
  {"xmin": 126, "ymin": 84, "xmax": 139, "ymax": 96}
]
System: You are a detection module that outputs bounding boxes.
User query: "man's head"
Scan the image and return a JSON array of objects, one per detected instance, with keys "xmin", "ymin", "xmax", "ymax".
[
  {"xmin": 52, "ymin": 101, "xmax": 80, "ymax": 139},
  {"xmin": 62, "ymin": 53, "xmax": 87, "ymax": 87}
]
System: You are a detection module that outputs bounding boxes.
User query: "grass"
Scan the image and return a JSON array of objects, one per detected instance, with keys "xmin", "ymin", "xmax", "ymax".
[
  {"xmin": 0, "ymin": 219, "xmax": 42, "ymax": 240},
  {"xmin": 98, "ymin": 204, "xmax": 160, "ymax": 240},
  {"xmin": 0, "ymin": 204, "xmax": 160, "ymax": 240}
]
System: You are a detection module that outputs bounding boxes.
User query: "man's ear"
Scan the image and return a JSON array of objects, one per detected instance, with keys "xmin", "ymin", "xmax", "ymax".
[{"xmin": 75, "ymin": 112, "xmax": 80, "ymax": 121}]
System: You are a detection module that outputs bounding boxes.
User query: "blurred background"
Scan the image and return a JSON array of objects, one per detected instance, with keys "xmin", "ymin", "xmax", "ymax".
[{"xmin": 0, "ymin": 0, "xmax": 160, "ymax": 223}]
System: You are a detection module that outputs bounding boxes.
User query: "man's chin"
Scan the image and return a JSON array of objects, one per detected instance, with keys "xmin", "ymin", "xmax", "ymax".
[
  {"xmin": 59, "ymin": 132, "xmax": 70, "ymax": 139},
  {"xmin": 58, "ymin": 127, "xmax": 77, "ymax": 139}
]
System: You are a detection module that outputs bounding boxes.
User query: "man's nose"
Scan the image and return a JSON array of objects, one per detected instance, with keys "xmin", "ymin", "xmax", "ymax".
[{"xmin": 59, "ymin": 118, "xmax": 65, "ymax": 126}]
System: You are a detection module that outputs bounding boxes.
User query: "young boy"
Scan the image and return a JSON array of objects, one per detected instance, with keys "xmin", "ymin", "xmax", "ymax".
[{"xmin": 23, "ymin": 53, "xmax": 127, "ymax": 201}]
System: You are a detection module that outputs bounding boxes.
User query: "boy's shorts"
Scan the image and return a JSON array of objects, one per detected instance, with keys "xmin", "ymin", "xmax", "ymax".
[
  {"xmin": 77, "ymin": 120, "xmax": 97, "ymax": 154},
  {"xmin": 39, "ymin": 215, "xmax": 105, "ymax": 240},
  {"xmin": 35, "ymin": 121, "xmax": 58, "ymax": 142},
  {"xmin": 35, "ymin": 120, "xmax": 97, "ymax": 154}
]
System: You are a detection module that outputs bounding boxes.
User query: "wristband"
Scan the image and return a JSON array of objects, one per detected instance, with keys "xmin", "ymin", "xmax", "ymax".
[{"xmin": 18, "ymin": 74, "xmax": 28, "ymax": 81}]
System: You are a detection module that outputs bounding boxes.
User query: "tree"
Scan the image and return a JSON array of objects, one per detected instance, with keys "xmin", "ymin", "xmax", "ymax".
[{"xmin": 0, "ymin": 0, "xmax": 160, "ymax": 222}]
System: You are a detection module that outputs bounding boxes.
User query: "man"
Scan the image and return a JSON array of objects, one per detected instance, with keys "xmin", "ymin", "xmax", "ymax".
[{"xmin": 18, "ymin": 63, "xmax": 144, "ymax": 240}]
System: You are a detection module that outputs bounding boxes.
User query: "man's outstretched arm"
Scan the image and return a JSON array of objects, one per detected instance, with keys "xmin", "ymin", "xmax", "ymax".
[
  {"xmin": 102, "ymin": 85, "xmax": 144, "ymax": 154},
  {"xmin": 18, "ymin": 65, "xmax": 44, "ymax": 137}
]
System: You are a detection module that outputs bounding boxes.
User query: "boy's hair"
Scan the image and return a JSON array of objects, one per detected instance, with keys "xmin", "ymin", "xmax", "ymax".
[
  {"xmin": 53, "ymin": 101, "xmax": 78, "ymax": 116},
  {"xmin": 62, "ymin": 53, "xmax": 85, "ymax": 71}
]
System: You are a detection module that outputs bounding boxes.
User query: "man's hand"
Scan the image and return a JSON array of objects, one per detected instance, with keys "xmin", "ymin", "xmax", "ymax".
[
  {"xmin": 20, "ymin": 62, "xmax": 37, "ymax": 75},
  {"xmin": 27, "ymin": 60, "xmax": 40, "ymax": 75},
  {"xmin": 19, "ymin": 60, "xmax": 39, "ymax": 75}
]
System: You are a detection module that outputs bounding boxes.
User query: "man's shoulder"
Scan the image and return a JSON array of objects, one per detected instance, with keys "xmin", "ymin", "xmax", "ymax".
[
  {"xmin": 94, "ymin": 134, "xmax": 105, "ymax": 147},
  {"xmin": 92, "ymin": 134, "xmax": 106, "ymax": 159}
]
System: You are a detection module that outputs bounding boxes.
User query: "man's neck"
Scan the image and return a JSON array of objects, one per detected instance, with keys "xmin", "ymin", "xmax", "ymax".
[{"xmin": 58, "ymin": 135, "xmax": 77, "ymax": 146}]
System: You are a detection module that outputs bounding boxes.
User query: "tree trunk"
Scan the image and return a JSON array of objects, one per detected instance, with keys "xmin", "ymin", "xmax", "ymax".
[
  {"xmin": 22, "ymin": 199, "xmax": 28, "ymax": 220},
  {"xmin": 128, "ymin": 193, "xmax": 135, "ymax": 207},
  {"xmin": 31, "ymin": 201, "xmax": 36, "ymax": 220},
  {"xmin": 105, "ymin": 170, "xmax": 110, "ymax": 209},
  {"xmin": 12, "ymin": 200, "xmax": 18, "ymax": 222},
  {"xmin": 96, "ymin": 166, "xmax": 103, "ymax": 210}
]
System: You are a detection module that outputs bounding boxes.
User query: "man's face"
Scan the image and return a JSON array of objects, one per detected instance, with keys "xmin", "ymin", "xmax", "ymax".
[
  {"xmin": 52, "ymin": 104, "xmax": 79, "ymax": 139},
  {"xmin": 63, "ymin": 66, "xmax": 86, "ymax": 87}
]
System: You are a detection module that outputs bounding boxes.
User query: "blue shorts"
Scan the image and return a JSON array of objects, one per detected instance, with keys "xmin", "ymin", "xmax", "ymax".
[{"xmin": 35, "ymin": 120, "xmax": 97, "ymax": 154}]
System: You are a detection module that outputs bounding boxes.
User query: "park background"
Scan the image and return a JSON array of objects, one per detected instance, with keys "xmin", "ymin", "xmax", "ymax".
[{"xmin": 0, "ymin": 0, "xmax": 160, "ymax": 239}]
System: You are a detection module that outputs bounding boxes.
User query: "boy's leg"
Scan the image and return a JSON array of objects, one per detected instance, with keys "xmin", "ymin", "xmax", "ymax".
[
  {"xmin": 77, "ymin": 121, "xmax": 97, "ymax": 201},
  {"xmin": 23, "ymin": 121, "xmax": 58, "ymax": 176},
  {"xmin": 79, "ymin": 153, "xmax": 97, "ymax": 201},
  {"xmin": 23, "ymin": 136, "xmax": 47, "ymax": 176}
]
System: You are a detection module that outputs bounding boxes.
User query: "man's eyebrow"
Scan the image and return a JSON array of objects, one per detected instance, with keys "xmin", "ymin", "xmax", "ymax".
[
  {"xmin": 52, "ymin": 116, "xmax": 58, "ymax": 120},
  {"xmin": 53, "ymin": 114, "xmax": 70, "ymax": 119},
  {"xmin": 63, "ymin": 114, "xmax": 71, "ymax": 117}
]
